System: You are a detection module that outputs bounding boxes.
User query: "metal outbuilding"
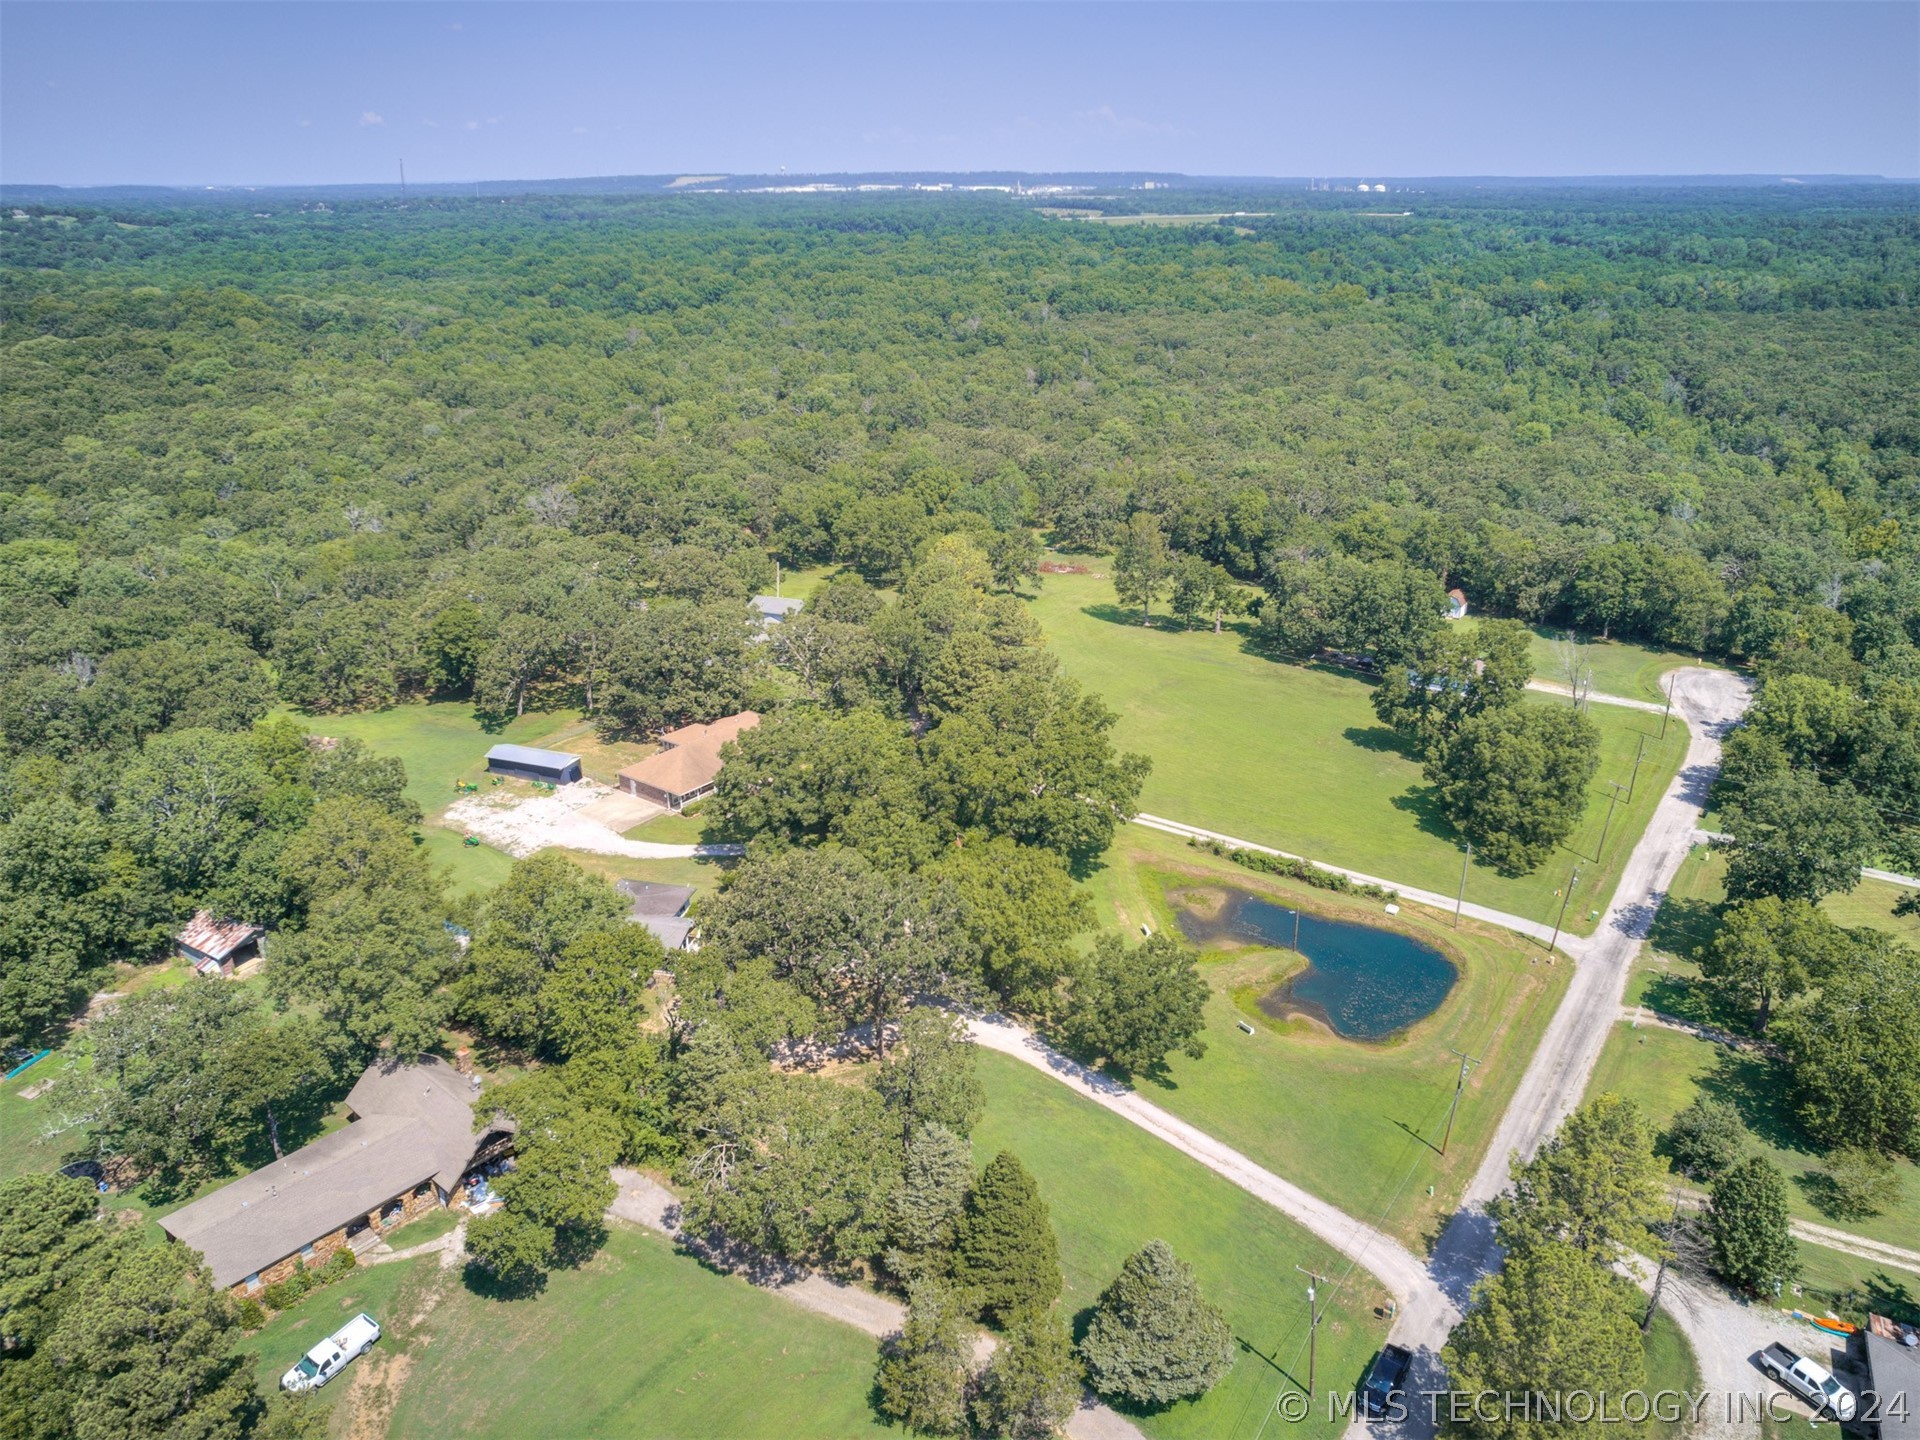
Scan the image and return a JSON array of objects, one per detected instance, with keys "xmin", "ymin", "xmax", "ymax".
[{"xmin": 484, "ymin": 744, "xmax": 582, "ymax": 784}]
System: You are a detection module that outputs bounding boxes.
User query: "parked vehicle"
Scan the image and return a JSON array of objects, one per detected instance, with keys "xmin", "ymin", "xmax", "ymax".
[
  {"xmin": 281, "ymin": 1313, "xmax": 381, "ymax": 1393},
  {"xmin": 1759, "ymin": 1342, "xmax": 1856, "ymax": 1421},
  {"xmin": 1361, "ymin": 1343, "xmax": 1413, "ymax": 1417}
]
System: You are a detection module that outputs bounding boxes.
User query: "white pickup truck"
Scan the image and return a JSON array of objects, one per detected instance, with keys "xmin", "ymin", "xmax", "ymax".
[
  {"xmin": 280, "ymin": 1312, "xmax": 381, "ymax": 1393},
  {"xmin": 1759, "ymin": 1342, "xmax": 1857, "ymax": 1421}
]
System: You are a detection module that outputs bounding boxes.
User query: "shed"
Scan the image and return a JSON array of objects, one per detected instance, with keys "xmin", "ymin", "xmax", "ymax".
[
  {"xmin": 639, "ymin": 915, "xmax": 699, "ymax": 951},
  {"xmin": 1863, "ymin": 1314, "xmax": 1920, "ymax": 1440},
  {"xmin": 485, "ymin": 744, "xmax": 582, "ymax": 784},
  {"xmin": 179, "ymin": 911, "xmax": 265, "ymax": 979},
  {"xmin": 751, "ymin": 595, "xmax": 804, "ymax": 626},
  {"xmin": 616, "ymin": 880, "xmax": 694, "ymax": 918},
  {"xmin": 1446, "ymin": 588, "xmax": 1469, "ymax": 620}
]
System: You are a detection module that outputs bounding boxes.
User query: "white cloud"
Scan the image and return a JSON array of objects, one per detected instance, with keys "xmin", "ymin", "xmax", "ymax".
[
  {"xmin": 422, "ymin": 119, "xmax": 440, "ymax": 128},
  {"xmin": 360, "ymin": 110, "xmax": 386, "ymax": 127},
  {"xmin": 446, "ymin": 21, "xmax": 463, "ymax": 31},
  {"xmin": 572, "ymin": 126, "xmax": 588, "ymax": 135},
  {"xmin": 464, "ymin": 120, "xmax": 480, "ymax": 131},
  {"xmin": 298, "ymin": 118, "xmax": 313, "ymax": 128}
]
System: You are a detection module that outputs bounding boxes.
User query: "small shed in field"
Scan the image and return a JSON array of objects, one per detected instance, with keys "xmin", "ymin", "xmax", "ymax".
[
  {"xmin": 179, "ymin": 911, "xmax": 265, "ymax": 978},
  {"xmin": 485, "ymin": 744, "xmax": 582, "ymax": 784},
  {"xmin": 1446, "ymin": 588, "xmax": 1470, "ymax": 620}
]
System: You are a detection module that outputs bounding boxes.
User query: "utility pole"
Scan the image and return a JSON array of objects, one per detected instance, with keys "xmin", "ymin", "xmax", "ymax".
[
  {"xmin": 1454, "ymin": 841, "xmax": 1472, "ymax": 928},
  {"xmin": 1548, "ymin": 864, "xmax": 1581, "ymax": 956},
  {"xmin": 1440, "ymin": 1048, "xmax": 1481, "ymax": 1156},
  {"xmin": 1642, "ymin": 1187, "xmax": 1688, "ymax": 1333},
  {"xmin": 1660, "ymin": 675, "xmax": 1676, "ymax": 739},
  {"xmin": 1627, "ymin": 734, "xmax": 1647, "ymax": 803},
  {"xmin": 1294, "ymin": 1266, "xmax": 1327, "ymax": 1397},
  {"xmin": 1597, "ymin": 781, "xmax": 1627, "ymax": 860},
  {"xmin": 398, "ymin": 158, "xmax": 407, "ymax": 201}
]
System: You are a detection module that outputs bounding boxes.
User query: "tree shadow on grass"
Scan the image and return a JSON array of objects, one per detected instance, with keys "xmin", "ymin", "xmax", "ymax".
[
  {"xmin": 1636, "ymin": 972, "xmax": 1729, "ymax": 1028},
  {"xmin": 1343, "ymin": 724, "xmax": 1416, "ymax": 758},
  {"xmin": 1696, "ymin": 1046, "xmax": 1814, "ymax": 1159},
  {"xmin": 1388, "ymin": 785, "xmax": 1463, "ymax": 846},
  {"xmin": 1647, "ymin": 895, "xmax": 1721, "ymax": 966},
  {"xmin": 1081, "ymin": 602, "xmax": 1155, "ymax": 630}
]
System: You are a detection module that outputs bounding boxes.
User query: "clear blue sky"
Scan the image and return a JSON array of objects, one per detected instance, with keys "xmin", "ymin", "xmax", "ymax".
[{"xmin": 4, "ymin": 2, "xmax": 1916, "ymax": 186}]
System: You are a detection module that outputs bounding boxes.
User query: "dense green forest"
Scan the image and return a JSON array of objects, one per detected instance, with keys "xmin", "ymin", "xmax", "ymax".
[
  {"xmin": 3, "ymin": 185, "xmax": 1918, "ymax": 1035},
  {"xmin": 3, "ymin": 184, "xmax": 1918, "ymax": 1440}
]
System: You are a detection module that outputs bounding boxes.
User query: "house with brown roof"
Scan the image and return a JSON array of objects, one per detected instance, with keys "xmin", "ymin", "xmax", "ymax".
[
  {"xmin": 158, "ymin": 1056, "xmax": 513, "ymax": 1294},
  {"xmin": 616, "ymin": 711, "xmax": 759, "ymax": 811},
  {"xmin": 179, "ymin": 911, "xmax": 265, "ymax": 979}
]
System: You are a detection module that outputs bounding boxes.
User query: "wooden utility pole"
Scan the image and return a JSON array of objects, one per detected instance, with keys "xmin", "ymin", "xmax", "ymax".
[
  {"xmin": 1548, "ymin": 864, "xmax": 1581, "ymax": 956},
  {"xmin": 1597, "ymin": 781, "xmax": 1627, "ymax": 859},
  {"xmin": 1454, "ymin": 842, "xmax": 1472, "ymax": 928},
  {"xmin": 1440, "ymin": 1048, "xmax": 1481, "ymax": 1156},
  {"xmin": 1295, "ymin": 1266, "xmax": 1327, "ymax": 1397},
  {"xmin": 1627, "ymin": 734, "xmax": 1647, "ymax": 803},
  {"xmin": 1660, "ymin": 675, "xmax": 1677, "ymax": 739}
]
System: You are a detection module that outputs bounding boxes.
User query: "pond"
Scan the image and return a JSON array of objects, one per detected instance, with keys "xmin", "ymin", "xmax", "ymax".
[{"xmin": 1173, "ymin": 889, "xmax": 1458, "ymax": 1042}]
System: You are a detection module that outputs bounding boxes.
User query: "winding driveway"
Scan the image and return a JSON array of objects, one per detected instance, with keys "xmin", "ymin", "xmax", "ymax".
[{"xmin": 1026, "ymin": 671, "xmax": 1778, "ymax": 1437}]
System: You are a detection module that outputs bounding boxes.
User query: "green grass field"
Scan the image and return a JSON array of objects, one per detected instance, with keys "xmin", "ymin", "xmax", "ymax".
[
  {"xmin": 974, "ymin": 1051, "xmax": 1392, "ymax": 1440},
  {"xmin": 1643, "ymin": 1311, "xmax": 1704, "ymax": 1440},
  {"xmin": 1029, "ymin": 571, "xmax": 1688, "ymax": 935},
  {"xmin": 388, "ymin": 1226, "xmax": 891, "ymax": 1440},
  {"xmin": 1455, "ymin": 617, "xmax": 1729, "ymax": 706},
  {"xmin": 1587, "ymin": 1021, "xmax": 1920, "ymax": 1253},
  {"xmin": 239, "ymin": 1253, "xmax": 427, "ymax": 1402},
  {"xmin": 1080, "ymin": 826, "xmax": 1570, "ymax": 1247},
  {"xmin": 309, "ymin": 702, "xmax": 731, "ymax": 898}
]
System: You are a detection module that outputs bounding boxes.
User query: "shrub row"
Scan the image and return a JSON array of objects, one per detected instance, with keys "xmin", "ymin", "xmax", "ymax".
[
  {"xmin": 1188, "ymin": 837, "xmax": 1400, "ymax": 903},
  {"xmin": 238, "ymin": 1246, "xmax": 358, "ymax": 1326}
]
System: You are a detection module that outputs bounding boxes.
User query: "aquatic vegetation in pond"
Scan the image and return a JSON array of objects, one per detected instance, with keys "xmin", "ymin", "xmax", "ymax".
[{"xmin": 1174, "ymin": 889, "xmax": 1457, "ymax": 1041}]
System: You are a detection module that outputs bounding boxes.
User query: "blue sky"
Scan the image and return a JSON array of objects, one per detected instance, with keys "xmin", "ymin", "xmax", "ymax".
[{"xmin": 3, "ymin": 2, "xmax": 1915, "ymax": 186}]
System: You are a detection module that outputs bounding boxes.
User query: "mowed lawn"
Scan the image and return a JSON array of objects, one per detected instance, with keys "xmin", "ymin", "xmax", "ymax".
[
  {"xmin": 1030, "ymin": 571, "xmax": 1688, "ymax": 935},
  {"xmin": 1082, "ymin": 827, "xmax": 1571, "ymax": 1247},
  {"xmin": 1456, "ymin": 617, "xmax": 1729, "ymax": 706},
  {"xmin": 1586, "ymin": 1022, "xmax": 1920, "ymax": 1254},
  {"xmin": 310, "ymin": 702, "xmax": 730, "ymax": 897},
  {"xmin": 974, "ymin": 1052, "xmax": 1392, "ymax": 1440},
  {"xmin": 388, "ymin": 1226, "xmax": 891, "ymax": 1440}
]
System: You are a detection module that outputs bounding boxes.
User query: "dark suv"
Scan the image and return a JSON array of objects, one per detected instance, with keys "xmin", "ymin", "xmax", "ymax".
[{"xmin": 1361, "ymin": 1343, "xmax": 1413, "ymax": 1417}]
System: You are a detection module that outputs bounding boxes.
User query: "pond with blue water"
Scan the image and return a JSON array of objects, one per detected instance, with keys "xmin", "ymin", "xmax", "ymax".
[{"xmin": 1172, "ymin": 888, "xmax": 1458, "ymax": 1041}]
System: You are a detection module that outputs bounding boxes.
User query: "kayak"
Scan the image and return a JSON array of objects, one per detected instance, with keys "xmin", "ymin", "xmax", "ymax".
[{"xmin": 1783, "ymin": 1308, "xmax": 1857, "ymax": 1337}]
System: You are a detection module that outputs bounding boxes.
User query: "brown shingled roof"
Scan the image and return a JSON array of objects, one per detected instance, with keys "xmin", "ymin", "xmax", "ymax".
[
  {"xmin": 617, "ymin": 711, "xmax": 759, "ymax": 799},
  {"xmin": 158, "ymin": 1056, "xmax": 492, "ymax": 1290}
]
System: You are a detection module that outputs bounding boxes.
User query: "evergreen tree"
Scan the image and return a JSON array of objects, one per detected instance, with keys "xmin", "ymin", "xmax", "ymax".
[
  {"xmin": 1078, "ymin": 1240, "xmax": 1234, "ymax": 1407},
  {"xmin": 1708, "ymin": 1156, "xmax": 1799, "ymax": 1296},
  {"xmin": 1490, "ymin": 1094, "xmax": 1669, "ymax": 1261},
  {"xmin": 1442, "ymin": 1241, "xmax": 1651, "ymax": 1440},
  {"xmin": 973, "ymin": 1304, "xmax": 1083, "ymax": 1439},
  {"xmin": 1662, "ymin": 1097, "xmax": 1748, "ymax": 1182},
  {"xmin": 0, "ymin": 1172, "xmax": 104, "ymax": 1349},
  {"xmin": 952, "ymin": 1152, "xmax": 1063, "ymax": 1325},
  {"xmin": 875, "ymin": 1277, "xmax": 972, "ymax": 1436},
  {"xmin": 886, "ymin": 1122, "xmax": 976, "ymax": 1272}
]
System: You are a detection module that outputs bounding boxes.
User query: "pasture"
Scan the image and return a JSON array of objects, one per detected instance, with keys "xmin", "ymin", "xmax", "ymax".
[{"xmin": 1030, "ymin": 570, "xmax": 1688, "ymax": 935}]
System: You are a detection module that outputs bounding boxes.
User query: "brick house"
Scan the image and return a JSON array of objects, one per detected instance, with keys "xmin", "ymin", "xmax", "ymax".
[{"xmin": 159, "ymin": 1056, "xmax": 514, "ymax": 1294}]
